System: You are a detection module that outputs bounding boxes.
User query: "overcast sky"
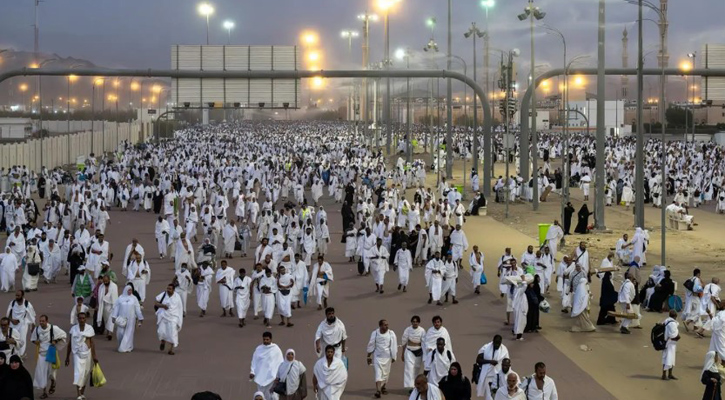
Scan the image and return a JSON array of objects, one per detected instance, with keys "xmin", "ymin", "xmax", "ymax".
[{"xmin": 0, "ymin": 0, "xmax": 721, "ymax": 95}]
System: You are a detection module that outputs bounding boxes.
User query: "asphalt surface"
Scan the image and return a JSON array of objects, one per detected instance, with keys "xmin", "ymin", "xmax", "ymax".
[{"xmin": 1, "ymin": 188, "xmax": 618, "ymax": 400}]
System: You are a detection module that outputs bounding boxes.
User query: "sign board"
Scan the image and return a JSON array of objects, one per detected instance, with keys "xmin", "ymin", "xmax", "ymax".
[
  {"xmin": 503, "ymin": 133, "xmax": 516, "ymax": 150},
  {"xmin": 170, "ymin": 45, "xmax": 301, "ymax": 109},
  {"xmin": 147, "ymin": 109, "xmax": 157, "ymax": 115}
]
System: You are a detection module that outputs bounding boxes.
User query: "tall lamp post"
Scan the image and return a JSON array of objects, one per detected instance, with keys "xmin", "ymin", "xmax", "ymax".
[
  {"xmin": 465, "ymin": 23, "xmax": 485, "ymax": 177},
  {"xmin": 198, "ymin": 2, "xmax": 214, "ymax": 45},
  {"xmin": 544, "ymin": 24, "xmax": 567, "ymax": 223},
  {"xmin": 396, "ymin": 48, "xmax": 413, "ymax": 163},
  {"xmin": 358, "ymin": 12, "xmax": 379, "ymax": 148},
  {"xmin": 445, "ymin": 0, "xmax": 453, "ymax": 179},
  {"xmin": 688, "ymin": 52, "xmax": 697, "ymax": 142},
  {"xmin": 377, "ymin": 0, "xmax": 401, "ymax": 156},
  {"xmin": 424, "ymin": 32, "xmax": 440, "ymax": 181},
  {"xmin": 341, "ymin": 30, "xmax": 360, "ymax": 122},
  {"xmin": 223, "ymin": 20, "xmax": 234, "ymax": 45},
  {"xmin": 518, "ymin": 0, "xmax": 545, "ymax": 211}
]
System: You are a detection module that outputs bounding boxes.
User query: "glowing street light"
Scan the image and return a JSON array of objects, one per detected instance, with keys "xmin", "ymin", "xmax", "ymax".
[
  {"xmin": 376, "ymin": 0, "xmax": 401, "ymax": 12},
  {"xmin": 680, "ymin": 61, "xmax": 692, "ymax": 72},
  {"xmin": 301, "ymin": 31, "xmax": 318, "ymax": 46},
  {"xmin": 307, "ymin": 51, "xmax": 320, "ymax": 62},
  {"xmin": 198, "ymin": 2, "xmax": 214, "ymax": 45},
  {"xmin": 223, "ymin": 20, "xmax": 234, "ymax": 44},
  {"xmin": 311, "ymin": 77, "xmax": 324, "ymax": 90}
]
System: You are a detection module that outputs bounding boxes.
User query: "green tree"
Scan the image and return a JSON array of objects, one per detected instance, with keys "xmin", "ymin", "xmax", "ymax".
[{"xmin": 665, "ymin": 107, "xmax": 693, "ymax": 129}]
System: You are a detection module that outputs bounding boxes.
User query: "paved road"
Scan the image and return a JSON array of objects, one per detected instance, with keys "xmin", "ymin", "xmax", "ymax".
[{"xmin": 1, "ymin": 189, "xmax": 617, "ymax": 400}]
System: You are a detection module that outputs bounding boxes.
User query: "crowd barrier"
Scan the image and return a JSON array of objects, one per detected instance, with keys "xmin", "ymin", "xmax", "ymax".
[{"xmin": 0, "ymin": 121, "xmax": 153, "ymax": 173}]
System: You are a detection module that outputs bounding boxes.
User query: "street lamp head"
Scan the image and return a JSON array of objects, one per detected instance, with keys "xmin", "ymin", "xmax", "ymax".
[
  {"xmin": 512, "ymin": 48, "xmax": 521, "ymax": 57},
  {"xmin": 426, "ymin": 17, "xmax": 436, "ymax": 28},
  {"xmin": 376, "ymin": 0, "xmax": 400, "ymax": 12},
  {"xmin": 395, "ymin": 48, "xmax": 406, "ymax": 60},
  {"xmin": 481, "ymin": 0, "xmax": 495, "ymax": 8},
  {"xmin": 687, "ymin": 52, "xmax": 696, "ymax": 58},
  {"xmin": 198, "ymin": 2, "xmax": 214, "ymax": 16},
  {"xmin": 464, "ymin": 31, "xmax": 471, "ymax": 38},
  {"xmin": 223, "ymin": 20, "xmax": 234, "ymax": 30},
  {"xmin": 302, "ymin": 32, "xmax": 318, "ymax": 45},
  {"xmin": 517, "ymin": 11, "xmax": 529, "ymax": 21},
  {"xmin": 533, "ymin": 8, "xmax": 546, "ymax": 20}
]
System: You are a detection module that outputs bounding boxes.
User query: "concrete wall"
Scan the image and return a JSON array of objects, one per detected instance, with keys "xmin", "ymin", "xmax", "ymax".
[{"xmin": 0, "ymin": 121, "xmax": 152, "ymax": 173}]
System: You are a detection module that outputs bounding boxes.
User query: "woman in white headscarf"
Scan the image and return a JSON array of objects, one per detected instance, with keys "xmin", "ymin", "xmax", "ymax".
[
  {"xmin": 274, "ymin": 349, "xmax": 307, "ymax": 400},
  {"xmin": 253, "ymin": 391, "xmax": 266, "ymax": 400},
  {"xmin": 570, "ymin": 265, "xmax": 596, "ymax": 333},
  {"xmin": 111, "ymin": 283, "xmax": 144, "ymax": 353},
  {"xmin": 0, "ymin": 247, "xmax": 19, "ymax": 292}
]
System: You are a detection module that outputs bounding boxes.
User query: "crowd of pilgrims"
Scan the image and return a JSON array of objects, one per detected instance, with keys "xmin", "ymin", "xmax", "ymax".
[
  {"xmin": 0, "ymin": 121, "xmax": 724, "ymax": 400},
  {"xmin": 434, "ymin": 126, "xmax": 725, "ymax": 211}
]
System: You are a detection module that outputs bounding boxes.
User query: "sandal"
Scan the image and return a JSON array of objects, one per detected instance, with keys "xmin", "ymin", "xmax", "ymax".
[
  {"xmin": 374, "ymin": 391, "xmax": 382, "ymax": 398},
  {"xmin": 49, "ymin": 380, "xmax": 56, "ymax": 394},
  {"xmin": 381, "ymin": 387, "xmax": 388, "ymax": 395},
  {"xmin": 40, "ymin": 393, "xmax": 48, "ymax": 399}
]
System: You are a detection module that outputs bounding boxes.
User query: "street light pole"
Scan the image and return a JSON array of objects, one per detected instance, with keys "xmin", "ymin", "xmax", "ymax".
[
  {"xmin": 465, "ymin": 23, "xmax": 484, "ymax": 177},
  {"xmin": 595, "ymin": 0, "xmax": 607, "ymax": 230},
  {"xmin": 446, "ymin": 0, "xmax": 453, "ymax": 179},
  {"xmin": 688, "ymin": 52, "xmax": 697, "ymax": 142},
  {"xmin": 519, "ymin": 0, "xmax": 545, "ymax": 210},
  {"xmin": 635, "ymin": 0, "xmax": 645, "ymax": 228},
  {"xmin": 223, "ymin": 21, "xmax": 234, "ymax": 45},
  {"xmin": 384, "ymin": 9, "xmax": 392, "ymax": 155},
  {"xmin": 544, "ymin": 24, "xmax": 567, "ymax": 223}
]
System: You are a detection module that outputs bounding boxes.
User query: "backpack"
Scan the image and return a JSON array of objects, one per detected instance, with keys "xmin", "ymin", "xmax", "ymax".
[
  {"xmin": 651, "ymin": 321, "xmax": 673, "ymax": 351},
  {"xmin": 683, "ymin": 278, "xmax": 695, "ymax": 292}
]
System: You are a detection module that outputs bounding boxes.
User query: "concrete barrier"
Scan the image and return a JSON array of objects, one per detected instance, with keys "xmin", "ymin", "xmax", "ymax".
[{"xmin": 1, "ymin": 121, "xmax": 152, "ymax": 173}]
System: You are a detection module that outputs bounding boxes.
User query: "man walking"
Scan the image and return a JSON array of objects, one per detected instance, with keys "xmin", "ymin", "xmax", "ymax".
[
  {"xmin": 31, "ymin": 314, "xmax": 67, "ymax": 398},
  {"xmin": 662, "ymin": 310, "xmax": 680, "ymax": 380},
  {"xmin": 366, "ymin": 319, "xmax": 398, "ymax": 398},
  {"xmin": 520, "ymin": 362, "xmax": 558, "ymax": 399},
  {"xmin": 65, "ymin": 312, "xmax": 97, "ymax": 400},
  {"xmin": 250, "ymin": 331, "xmax": 284, "ymax": 400}
]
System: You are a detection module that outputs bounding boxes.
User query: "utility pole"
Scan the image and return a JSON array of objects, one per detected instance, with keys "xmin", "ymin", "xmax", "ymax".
[
  {"xmin": 635, "ymin": 0, "xmax": 645, "ymax": 228},
  {"xmin": 595, "ymin": 0, "xmax": 607, "ymax": 230},
  {"xmin": 360, "ymin": 12, "xmax": 373, "ymax": 149},
  {"xmin": 445, "ymin": 0, "xmax": 453, "ymax": 179},
  {"xmin": 465, "ymin": 23, "xmax": 484, "ymax": 175}
]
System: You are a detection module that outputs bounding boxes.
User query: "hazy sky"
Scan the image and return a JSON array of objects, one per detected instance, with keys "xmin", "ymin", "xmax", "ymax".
[{"xmin": 0, "ymin": 0, "xmax": 721, "ymax": 93}]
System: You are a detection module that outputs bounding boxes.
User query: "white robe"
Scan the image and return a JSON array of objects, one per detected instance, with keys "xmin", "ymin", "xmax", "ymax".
[
  {"xmin": 111, "ymin": 292, "xmax": 144, "ymax": 353},
  {"xmin": 155, "ymin": 291, "xmax": 184, "ymax": 347},
  {"xmin": 233, "ymin": 276, "xmax": 252, "ymax": 319},
  {"xmin": 216, "ymin": 267, "xmax": 235, "ymax": 310},
  {"xmin": 313, "ymin": 356, "xmax": 348, "ymax": 400},
  {"xmin": 476, "ymin": 342, "xmax": 510, "ymax": 399},
  {"xmin": 69, "ymin": 323, "xmax": 95, "ymax": 388},
  {"xmin": 401, "ymin": 326, "xmax": 425, "ymax": 388},
  {"xmin": 251, "ymin": 343, "xmax": 284, "ymax": 390},
  {"xmin": 31, "ymin": 324, "xmax": 67, "ymax": 390}
]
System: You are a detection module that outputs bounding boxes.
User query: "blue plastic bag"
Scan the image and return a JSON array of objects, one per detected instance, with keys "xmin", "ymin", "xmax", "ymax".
[
  {"xmin": 303, "ymin": 287, "xmax": 309, "ymax": 305},
  {"xmin": 342, "ymin": 355, "xmax": 349, "ymax": 370},
  {"xmin": 480, "ymin": 272, "xmax": 488, "ymax": 285},
  {"xmin": 45, "ymin": 344, "xmax": 58, "ymax": 364}
]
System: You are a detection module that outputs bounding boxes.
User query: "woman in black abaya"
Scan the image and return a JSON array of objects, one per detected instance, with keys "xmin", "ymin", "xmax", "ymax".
[
  {"xmin": 0, "ymin": 355, "xmax": 34, "ymax": 400},
  {"xmin": 597, "ymin": 272, "xmax": 619, "ymax": 325},
  {"xmin": 574, "ymin": 203, "xmax": 593, "ymax": 234},
  {"xmin": 525, "ymin": 275, "xmax": 544, "ymax": 333}
]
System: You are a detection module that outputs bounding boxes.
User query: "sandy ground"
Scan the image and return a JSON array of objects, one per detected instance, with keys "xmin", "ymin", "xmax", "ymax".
[{"xmin": 435, "ymin": 156, "xmax": 725, "ymax": 400}]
